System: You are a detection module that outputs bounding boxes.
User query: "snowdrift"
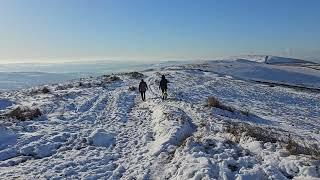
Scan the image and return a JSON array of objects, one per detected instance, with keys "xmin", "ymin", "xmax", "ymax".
[{"xmin": 150, "ymin": 104, "xmax": 196, "ymax": 156}]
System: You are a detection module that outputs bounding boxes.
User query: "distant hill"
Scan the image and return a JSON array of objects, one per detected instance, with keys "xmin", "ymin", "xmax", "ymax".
[
  {"xmin": 265, "ymin": 56, "xmax": 316, "ymax": 64},
  {"xmin": 223, "ymin": 55, "xmax": 317, "ymax": 65}
]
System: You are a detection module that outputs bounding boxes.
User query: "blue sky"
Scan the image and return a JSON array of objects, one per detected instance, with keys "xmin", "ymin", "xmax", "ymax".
[{"xmin": 0, "ymin": 0, "xmax": 320, "ymax": 63}]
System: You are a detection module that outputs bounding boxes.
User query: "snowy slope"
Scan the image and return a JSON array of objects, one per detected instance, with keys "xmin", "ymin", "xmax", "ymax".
[
  {"xmin": 265, "ymin": 56, "xmax": 315, "ymax": 64},
  {"xmin": 0, "ymin": 62, "xmax": 319, "ymax": 179},
  {"xmin": 222, "ymin": 55, "xmax": 316, "ymax": 64},
  {"xmin": 203, "ymin": 58, "xmax": 320, "ymax": 90}
]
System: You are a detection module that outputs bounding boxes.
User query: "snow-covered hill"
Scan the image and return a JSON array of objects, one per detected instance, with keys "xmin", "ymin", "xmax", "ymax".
[
  {"xmin": 204, "ymin": 56, "xmax": 320, "ymax": 90},
  {"xmin": 0, "ymin": 60, "xmax": 319, "ymax": 179},
  {"xmin": 222, "ymin": 55, "xmax": 317, "ymax": 64},
  {"xmin": 265, "ymin": 56, "xmax": 316, "ymax": 64}
]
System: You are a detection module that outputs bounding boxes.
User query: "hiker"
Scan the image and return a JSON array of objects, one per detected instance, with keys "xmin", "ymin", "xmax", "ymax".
[
  {"xmin": 159, "ymin": 75, "xmax": 169, "ymax": 100},
  {"xmin": 139, "ymin": 79, "xmax": 148, "ymax": 101}
]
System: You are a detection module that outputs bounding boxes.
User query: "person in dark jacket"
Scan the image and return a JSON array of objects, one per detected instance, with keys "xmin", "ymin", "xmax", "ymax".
[
  {"xmin": 265, "ymin": 55, "xmax": 269, "ymax": 63},
  {"xmin": 139, "ymin": 79, "xmax": 148, "ymax": 101},
  {"xmin": 159, "ymin": 75, "xmax": 169, "ymax": 100}
]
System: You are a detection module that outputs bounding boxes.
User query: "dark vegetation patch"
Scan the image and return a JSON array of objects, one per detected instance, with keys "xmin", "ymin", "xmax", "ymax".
[
  {"xmin": 109, "ymin": 76, "xmax": 121, "ymax": 81},
  {"xmin": 103, "ymin": 75, "xmax": 121, "ymax": 82},
  {"xmin": 41, "ymin": 87, "xmax": 51, "ymax": 94},
  {"xmin": 121, "ymin": 72, "xmax": 144, "ymax": 79},
  {"xmin": 206, "ymin": 96, "xmax": 234, "ymax": 112},
  {"xmin": 128, "ymin": 86, "xmax": 137, "ymax": 91},
  {"xmin": 6, "ymin": 106, "xmax": 42, "ymax": 121},
  {"xmin": 224, "ymin": 121, "xmax": 320, "ymax": 158},
  {"xmin": 206, "ymin": 96, "xmax": 257, "ymax": 118},
  {"xmin": 29, "ymin": 86, "xmax": 52, "ymax": 95}
]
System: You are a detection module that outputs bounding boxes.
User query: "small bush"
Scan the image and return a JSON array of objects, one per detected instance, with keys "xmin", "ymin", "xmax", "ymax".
[
  {"xmin": 129, "ymin": 72, "xmax": 144, "ymax": 79},
  {"xmin": 41, "ymin": 87, "xmax": 51, "ymax": 94},
  {"xmin": 109, "ymin": 76, "xmax": 121, "ymax": 82},
  {"xmin": 225, "ymin": 123, "xmax": 278, "ymax": 143},
  {"xmin": 285, "ymin": 135, "xmax": 319, "ymax": 157},
  {"xmin": 224, "ymin": 122, "xmax": 320, "ymax": 157},
  {"xmin": 207, "ymin": 96, "xmax": 234, "ymax": 112},
  {"xmin": 7, "ymin": 106, "xmax": 42, "ymax": 121},
  {"xmin": 207, "ymin": 96, "xmax": 220, "ymax": 107},
  {"xmin": 128, "ymin": 86, "xmax": 137, "ymax": 91}
]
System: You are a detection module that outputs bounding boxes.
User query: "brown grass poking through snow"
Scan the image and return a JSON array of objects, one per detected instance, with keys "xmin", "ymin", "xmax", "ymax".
[
  {"xmin": 41, "ymin": 87, "xmax": 51, "ymax": 94},
  {"xmin": 207, "ymin": 96, "xmax": 234, "ymax": 112},
  {"xmin": 7, "ymin": 106, "xmax": 42, "ymax": 121},
  {"xmin": 104, "ymin": 75, "xmax": 121, "ymax": 83},
  {"xmin": 109, "ymin": 76, "xmax": 121, "ymax": 81},
  {"xmin": 122, "ymin": 72, "xmax": 144, "ymax": 79},
  {"xmin": 224, "ymin": 121, "xmax": 320, "ymax": 158},
  {"xmin": 207, "ymin": 96, "xmax": 220, "ymax": 107},
  {"xmin": 128, "ymin": 86, "xmax": 137, "ymax": 91}
]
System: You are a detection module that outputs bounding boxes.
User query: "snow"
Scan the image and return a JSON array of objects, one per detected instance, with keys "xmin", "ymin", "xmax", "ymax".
[
  {"xmin": 150, "ymin": 104, "xmax": 196, "ymax": 156},
  {"xmin": 0, "ymin": 58, "xmax": 319, "ymax": 179},
  {"xmin": 0, "ymin": 99, "xmax": 14, "ymax": 110},
  {"xmin": 0, "ymin": 127, "xmax": 17, "ymax": 150},
  {"xmin": 265, "ymin": 56, "xmax": 315, "ymax": 64},
  {"xmin": 222, "ymin": 55, "xmax": 316, "ymax": 64},
  {"xmin": 202, "ymin": 58, "xmax": 320, "ymax": 89},
  {"xmin": 88, "ymin": 129, "xmax": 115, "ymax": 147}
]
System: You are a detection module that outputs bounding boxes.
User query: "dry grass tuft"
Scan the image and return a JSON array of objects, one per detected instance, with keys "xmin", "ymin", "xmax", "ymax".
[
  {"xmin": 108, "ymin": 76, "xmax": 121, "ymax": 82},
  {"xmin": 285, "ymin": 135, "xmax": 319, "ymax": 157},
  {"xmin": 207, "ymin": 96, "xmax": 220, "ymax": 107},
  {"xmin": 207, "ymin": 96, "xmax": 234, "ymax": 112},
  {"xmin": 7, "ymin": 106, "xmax": 42, "ymax": 121},
  {"xmin": 126, "ymin": 72, "xmax": 144, "ymax": 79},
  {"xmin": 41, "ymin": 87, "xmax": 51, "ymax": 94},
  {"xmin": 128, "ymin": 86, "xmax": 137, "ymax": 91},
  {"xmin": 226, "ymin": 123, "xmax": 278, "ymax": 143},
  {"xmin": 225, "ymin": 122, "xmax": 320, "ymax": 158}
]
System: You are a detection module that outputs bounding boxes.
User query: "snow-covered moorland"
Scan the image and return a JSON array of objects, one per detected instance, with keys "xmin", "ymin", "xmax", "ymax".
[{"xmin": 0, "ymin": 56, "xmax": 319, "ymax": 179}]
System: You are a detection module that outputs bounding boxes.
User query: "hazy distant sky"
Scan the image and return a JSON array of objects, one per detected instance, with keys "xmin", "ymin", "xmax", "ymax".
[{"xmin": 1, "ymin": 0, "xmax": 320, "ymax": 63}]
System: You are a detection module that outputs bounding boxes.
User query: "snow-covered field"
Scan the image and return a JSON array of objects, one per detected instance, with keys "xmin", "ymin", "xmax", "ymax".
[{"xmin": 0, "ymin": 56, "xmax": 319, "ymax": 179}]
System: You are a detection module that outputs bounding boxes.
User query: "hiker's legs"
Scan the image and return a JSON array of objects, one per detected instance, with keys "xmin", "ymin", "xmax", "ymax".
[
  {"xmin": 161, "ymin": 88, "xmax": 167, "ymax": 99},
  {"xmin": 161, "ymin": 89, "xmax": 165, "ymax": 99},
  {"xmin": 164, "ymin": 88, "xmax": 168, "ymax": 99},
  {"xmin": 141, "ymin": 91, "xmax": 146, "ymax": 101}
]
